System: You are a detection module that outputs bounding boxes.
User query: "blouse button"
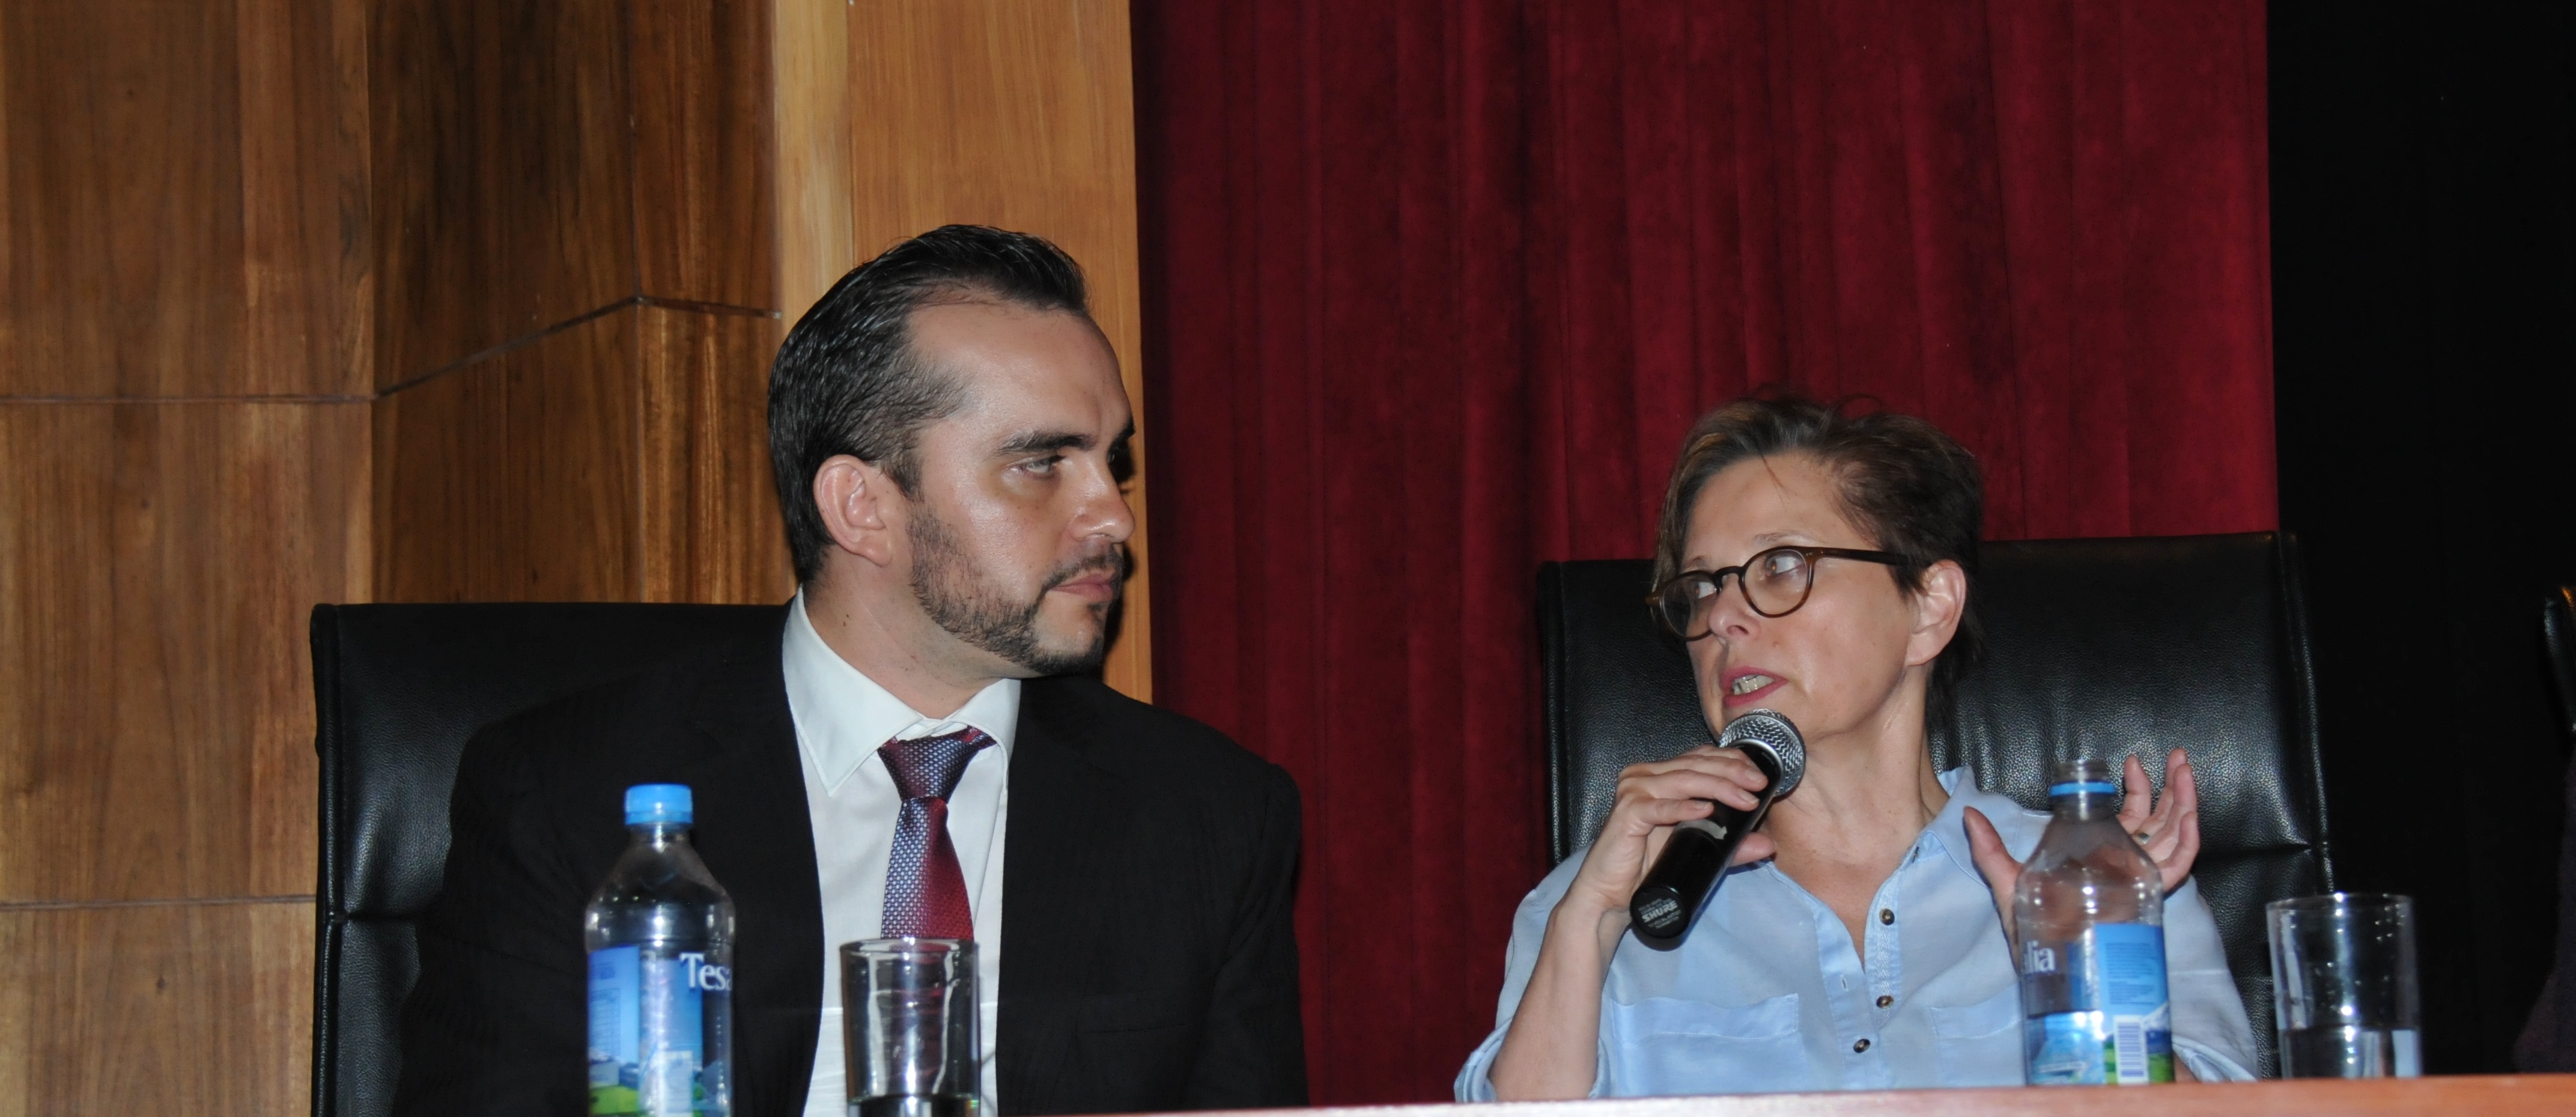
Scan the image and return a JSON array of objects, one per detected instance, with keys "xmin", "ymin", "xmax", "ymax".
[
  {"xmin": 1876, "ymin": 994, "xmax": 1894, "ymax": 1009},
  {"xmin": 1879, "ymin": 908, "xmax": 1895, "ymax": 925},
  {"xmin": 1853, "ymin": 1038, "xmax": 1873, "ymax": 1053}
]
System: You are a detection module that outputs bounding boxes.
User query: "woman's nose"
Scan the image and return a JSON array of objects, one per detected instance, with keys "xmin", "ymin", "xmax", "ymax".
[{"xmin": 1706, "ymin": 579, "xmax": 1763, "ymax": 639}]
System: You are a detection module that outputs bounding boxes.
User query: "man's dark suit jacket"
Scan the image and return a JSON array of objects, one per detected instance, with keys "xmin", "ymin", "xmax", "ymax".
[{"xmin": 392, "ymin": 612, "xmax": 1308, "ymax": 1116}]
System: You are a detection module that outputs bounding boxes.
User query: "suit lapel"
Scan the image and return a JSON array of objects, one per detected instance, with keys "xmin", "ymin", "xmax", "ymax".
[
  {"xmin": 675, "ymin": 614, "xmax": 825, "ymax": 1117},
  {"xmin": 997, "ymin": 680, "xmax": 1131, "ymax": 1112}
]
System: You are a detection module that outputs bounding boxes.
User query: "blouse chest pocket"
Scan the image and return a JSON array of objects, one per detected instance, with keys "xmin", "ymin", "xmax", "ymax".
[
  {"xmin": 1923, "ymin": 984, "xmax": 2026, "ymax": 1088},
  {"xmin": 1606, "ymin": 993, "xmax": 1809, "ymax": 1094}
]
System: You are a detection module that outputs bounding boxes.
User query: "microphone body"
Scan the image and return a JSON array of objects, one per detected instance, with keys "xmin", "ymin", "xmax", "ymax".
[{"xmin": 1627, "ymin": 710, "xmax": 1806, "ymax": 951}]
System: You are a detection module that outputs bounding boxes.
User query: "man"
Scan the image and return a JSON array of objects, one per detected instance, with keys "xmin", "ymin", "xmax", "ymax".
[{"xmin": 394, "ymin": 226, "xmax": 1308, "ymax": 1116}]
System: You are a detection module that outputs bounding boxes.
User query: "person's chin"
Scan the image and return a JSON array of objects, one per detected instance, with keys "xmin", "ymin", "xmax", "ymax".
[{"xmin": 1022, "ymin": 610, "xmax": 1111, "ymax": 674}]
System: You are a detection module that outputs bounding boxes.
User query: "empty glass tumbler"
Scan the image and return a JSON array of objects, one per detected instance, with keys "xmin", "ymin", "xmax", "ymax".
[
  {"xmin": 840, "ymin": 939, "xmax": 980, "ymax": 1117},
  {"xmin": 2267, "ymin": 893, "xmax": 2422, "ymax": 1078}
]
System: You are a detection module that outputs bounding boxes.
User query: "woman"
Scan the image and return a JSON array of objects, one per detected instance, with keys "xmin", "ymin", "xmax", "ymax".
[{"xmin": 1457, "ymin": 398, "xmax": 2258, "ymax": 1097}]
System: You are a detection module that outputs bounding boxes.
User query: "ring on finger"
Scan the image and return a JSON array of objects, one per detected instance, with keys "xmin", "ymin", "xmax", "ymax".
[{"xmin": 2132, "ymin": 829, "xmax": 2154, "ymax": 844}]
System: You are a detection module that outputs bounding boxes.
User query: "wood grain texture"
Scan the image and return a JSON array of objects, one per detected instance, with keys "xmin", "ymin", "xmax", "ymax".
[
  {"xmin": 639, "ymin": 306, "xmax": 794, "ymax": 603},
  {"xmin": 1184, "ymin": 1076, "xmax": 2576, "ymax": 1117},
  {"xmin": 0, "ymin": 0, "xmax": 371, "ymax": 398},
  {"xmin": 0, "ymin": 900, "xmax": 312, "ymax": 1117},
  {"xmin": 374, "ymin": 309, "xmax": 643, "ymax": 602},
  {"xmin": 369, "ymin": 0, "xmax": 635, "ymax": 387},
  {"xmin": 0, "ymin": 403, "xmax": 365, "ymax": 902},
  {"xmin": 782, "ymin": 0, "xmax": 1154, "ymax": 698},
  {"xmin": 631, "ymin": 0, "xmax": 776, "ymax": 311},
  {"xmin": 771, "ymin": 0, "xmax": 854, "ymax": 321}
]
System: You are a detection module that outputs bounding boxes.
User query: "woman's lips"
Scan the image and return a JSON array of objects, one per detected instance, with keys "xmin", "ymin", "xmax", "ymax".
[{"xmin": 1721, "ymin": 668, "xmax": 1784, "ymax": 707}]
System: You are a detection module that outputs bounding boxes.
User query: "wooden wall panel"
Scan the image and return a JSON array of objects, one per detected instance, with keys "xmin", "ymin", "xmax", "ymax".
[
  {"xmin": 374, "ymin": 311, "xmax": 643, "ymax": 602},
  {"xmin": 639, "ymin": 307, "xmax": 794, "ymax": 603},
  {"xmin": 631, "ymin": 0, "xmax": 778, "ymax": 311},
  {"xmin": 0, "ymin": 403, "xmax": 365, "ymax": 902},
  {"xmin": 0, "ymin": 0, "xmax": 371, "ymax": 398},
  {"xmin": 777, "ymin": 0, "xmax": 1155, "ymax": 698},
  {"xmin": 0, "ymin": 901, "xmax": 312, "ymax": 1117},
  {"xmin": 369, "ymin": 0, "xmax": 636, "ymax": 387},
  {"xmin": 771, "ymin": 0, "xmax": 855, "ymax": 323}
]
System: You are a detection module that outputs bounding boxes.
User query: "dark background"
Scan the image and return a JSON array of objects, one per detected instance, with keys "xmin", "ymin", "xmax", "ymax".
[{"xmin": 2270, "ymin": 0, "xmax": 2576, "ymax": 1073}]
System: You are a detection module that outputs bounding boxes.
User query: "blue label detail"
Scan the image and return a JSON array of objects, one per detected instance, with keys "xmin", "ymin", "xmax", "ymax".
[
  {"xmin": 590, "ymin": 945, "xmax": 641, "ymax": 1092},
  {"xmin": 2047, "ymin": 781, "xmax": 2120, "ymax": 796},
  {"xmin": 590, "ymin": 945, "xmax": 729, "ymax": 1115},
  {"xmin": 2023, "ymin": 924, "xmax": 2173, "ymax": 1085}
]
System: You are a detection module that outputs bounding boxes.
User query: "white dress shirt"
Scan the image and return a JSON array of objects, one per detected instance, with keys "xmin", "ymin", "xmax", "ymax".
[
  {"xmin": 782, "ymin": 592, "xmax": 1015, "ymax": 1115},
  {"xmin": 1456, "ymin": 767, "xmax": 2259, "ymax": 1097}
]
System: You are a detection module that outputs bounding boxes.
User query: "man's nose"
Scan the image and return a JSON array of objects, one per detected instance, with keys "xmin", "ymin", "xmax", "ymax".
[{"xmin": 1071, "ymin": 458, "xmax": 1136, "ymax": 544}]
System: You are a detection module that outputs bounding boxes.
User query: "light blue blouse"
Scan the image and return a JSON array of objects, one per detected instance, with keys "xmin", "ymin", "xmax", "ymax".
[{"xmin": 1456, "ymin": 768, "xmax": 2259, "ymax": 1098}]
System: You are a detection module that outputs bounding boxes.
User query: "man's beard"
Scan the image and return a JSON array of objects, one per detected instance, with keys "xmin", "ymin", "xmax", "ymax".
[{"xmin": 908, "ymin": 505, "xmax": 1123, "ymax": 675}]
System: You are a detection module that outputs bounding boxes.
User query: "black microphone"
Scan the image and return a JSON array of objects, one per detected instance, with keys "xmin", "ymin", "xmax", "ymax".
[{"xmin": 1627, "ymin": 709, "xmax": 1806, "ymax": 951}]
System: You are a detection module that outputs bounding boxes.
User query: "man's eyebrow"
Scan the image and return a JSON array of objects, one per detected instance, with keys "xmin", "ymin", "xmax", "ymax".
[{"xmin": 995, "ymin": 429, "xmax": 1095, "ymax": 455}]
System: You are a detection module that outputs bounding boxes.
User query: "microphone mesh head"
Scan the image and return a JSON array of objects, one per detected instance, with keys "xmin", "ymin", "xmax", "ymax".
[{"xmin": 1718, "ymin": 710, "xmax": 1806, "ymax": 797}]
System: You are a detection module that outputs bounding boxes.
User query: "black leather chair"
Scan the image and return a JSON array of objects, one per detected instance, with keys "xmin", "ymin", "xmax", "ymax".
[
  {"xmin": 1537, "ymin": 531, "xmax": 2334, "ymax": 1077},
  {"xmin": 308, "ymin": 602, "xmax": 780, "ymax": 1117},
  {"xmin": 2516, "ymin": 586, "xmax": 2576, "ymax": 1071}
]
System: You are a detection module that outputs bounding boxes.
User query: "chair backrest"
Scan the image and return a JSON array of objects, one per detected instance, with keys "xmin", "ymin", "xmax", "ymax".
[
  {"xmin": 1537, "ymin": 532, "xmax": 2334, "ymax": 1077},
  {"xmin": 308, "ymin": 603, "xmax": 780, "ymax": 1117},
  {"xmin": 2526, "ymin": 586, "xmax": 2576, "ymax": 1070}
]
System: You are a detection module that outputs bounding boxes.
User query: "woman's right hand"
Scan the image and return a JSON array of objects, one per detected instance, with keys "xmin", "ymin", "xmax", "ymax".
[
  {"xmin": 1492, "ymin": 744, "xmax": 1783, "ymax": 1100},
  {"xmin": 1560, "ymin": 744, "xmax": 1783, "ymax": 948}
]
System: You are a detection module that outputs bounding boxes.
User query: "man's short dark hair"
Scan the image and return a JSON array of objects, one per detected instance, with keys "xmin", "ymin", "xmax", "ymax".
[{"xmin": 768, "ymin": 225, "xmax": 1092, "ymax": 584}]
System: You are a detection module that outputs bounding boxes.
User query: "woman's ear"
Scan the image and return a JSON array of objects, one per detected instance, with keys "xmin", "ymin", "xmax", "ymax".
[{"xmin": 1904, "ymin": 559, "xmax": 1969, "ymax": 668}]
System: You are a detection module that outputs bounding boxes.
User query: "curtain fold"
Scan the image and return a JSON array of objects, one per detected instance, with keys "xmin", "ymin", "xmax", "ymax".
[{"xmin": 1133, "ymin": 0, "xmax": 2273, "ymax": 1101}]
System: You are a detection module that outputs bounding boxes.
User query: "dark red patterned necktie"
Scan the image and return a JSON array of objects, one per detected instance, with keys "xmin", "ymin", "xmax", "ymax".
[{"xmin": 879, "ymin": 728, "xmax": 993, "ymax": 940}]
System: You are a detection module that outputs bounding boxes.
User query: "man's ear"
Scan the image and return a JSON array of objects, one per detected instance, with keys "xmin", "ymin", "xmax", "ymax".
[
  {"xmin": 813, "ymin": 454, "xmax": 900, "ymax": 568},
  {"xmin": 1904, "ymin": 558, "xmax": 1969, "ymax": 668}
]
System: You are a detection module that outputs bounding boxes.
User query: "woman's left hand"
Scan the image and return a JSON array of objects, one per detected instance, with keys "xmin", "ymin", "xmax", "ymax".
[
  {"xmin": 1963, "ymin": 748, "xmax": 2204, "ymax": 932},
  {"xmin": 2116, "ymin": 748, "xmax": 2202, "ymax": 893}
]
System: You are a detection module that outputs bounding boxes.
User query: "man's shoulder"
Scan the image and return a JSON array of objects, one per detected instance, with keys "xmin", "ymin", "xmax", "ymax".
[{"xmin": 1020, "ymin": 675, "xmax": 1291, "ymax": 797}]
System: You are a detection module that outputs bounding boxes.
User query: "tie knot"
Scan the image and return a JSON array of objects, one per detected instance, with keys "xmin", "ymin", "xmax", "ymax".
[{"xmin": 879, "ymin": 728, "xmax": 992, "ymax": 802}]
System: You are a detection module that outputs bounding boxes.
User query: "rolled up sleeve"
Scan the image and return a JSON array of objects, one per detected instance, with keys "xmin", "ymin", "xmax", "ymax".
[
  {"xmin": 1455, "ymin": 856, "xmax": 1608, "ymax": 1101},
  {"xmin": 2162, "ymin": 877, "xmax": 2261, "ymax": 1081}
]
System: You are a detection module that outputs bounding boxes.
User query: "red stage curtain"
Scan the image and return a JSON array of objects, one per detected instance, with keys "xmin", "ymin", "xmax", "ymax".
[{"xmin": 1132, "ymin": 1, "xmax": 2274, "ymax": 1101}]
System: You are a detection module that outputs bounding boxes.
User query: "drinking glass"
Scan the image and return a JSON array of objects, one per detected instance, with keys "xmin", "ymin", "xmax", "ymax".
[
  {"xmin": 840, "ymin": 939, "xmax": 980, "ymax": 1117},
  {"xmin": 2266, "ymin": 893, "xmax": 2422, "ymax": 1078}
]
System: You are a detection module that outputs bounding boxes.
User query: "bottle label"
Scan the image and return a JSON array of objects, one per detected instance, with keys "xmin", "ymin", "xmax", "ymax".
[
  {"xmin": 2022, "ymin": 924, "xmax": 2173, "ymax": 1085},
  {"xmin": 589, "ymin": 945, "xmax": 732, "ymax": 1115}
]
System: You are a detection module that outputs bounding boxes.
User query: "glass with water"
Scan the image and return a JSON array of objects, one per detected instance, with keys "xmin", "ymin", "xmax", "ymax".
[
  {"xmin": 842, "ymin": 938, "xmax": 980, "ymax": 1117},
  {"xmin": 2267, "ymin": 892, "xmax": 2422, "ymax": 1077}
]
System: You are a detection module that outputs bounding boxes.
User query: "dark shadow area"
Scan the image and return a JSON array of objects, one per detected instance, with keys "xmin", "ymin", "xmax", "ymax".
[{"xmin": 2271, "ymin": 0, "xmax": 2576, "ymax": 1073}]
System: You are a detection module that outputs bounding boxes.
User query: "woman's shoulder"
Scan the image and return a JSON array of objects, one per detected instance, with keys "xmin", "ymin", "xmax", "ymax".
[{"xmin": 1937, "ymin": 767, "xmax": 2051, "ymax": 857}]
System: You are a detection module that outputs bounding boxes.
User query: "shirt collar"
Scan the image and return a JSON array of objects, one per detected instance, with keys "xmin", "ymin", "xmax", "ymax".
[
  {"xmin": 781, "ymin": 591, "xmax": 1021, "ymax": 795},
  {"xmin": 1921, "ymin": 765, "xmax": 2044, "ymax": 881}
]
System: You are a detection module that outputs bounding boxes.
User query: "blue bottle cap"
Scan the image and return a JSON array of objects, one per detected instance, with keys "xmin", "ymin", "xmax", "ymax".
[{"xmin": 625, "ymin": 784, "xmax": 693, "ymax": 826}]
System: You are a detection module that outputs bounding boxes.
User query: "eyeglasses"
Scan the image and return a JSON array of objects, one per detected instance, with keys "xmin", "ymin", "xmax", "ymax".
[{"xmin": 1650, "ymin": 546, "xmax": 1909, "ymax": 640}]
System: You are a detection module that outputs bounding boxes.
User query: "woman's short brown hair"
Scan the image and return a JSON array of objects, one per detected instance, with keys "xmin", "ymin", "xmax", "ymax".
[{"xmin": 1653, "ymin": 394, "xmax": 1985, "ymax": 708}]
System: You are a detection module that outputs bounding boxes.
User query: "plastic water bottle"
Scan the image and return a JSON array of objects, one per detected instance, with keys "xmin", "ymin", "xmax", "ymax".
[
  {"xmin": 586, "ymin": 784, "xmax": 737, "ymax": 1116},
  {"xmin": 2014, "ymin": 758, "xmax": 2174, "ymax": 1085}
]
